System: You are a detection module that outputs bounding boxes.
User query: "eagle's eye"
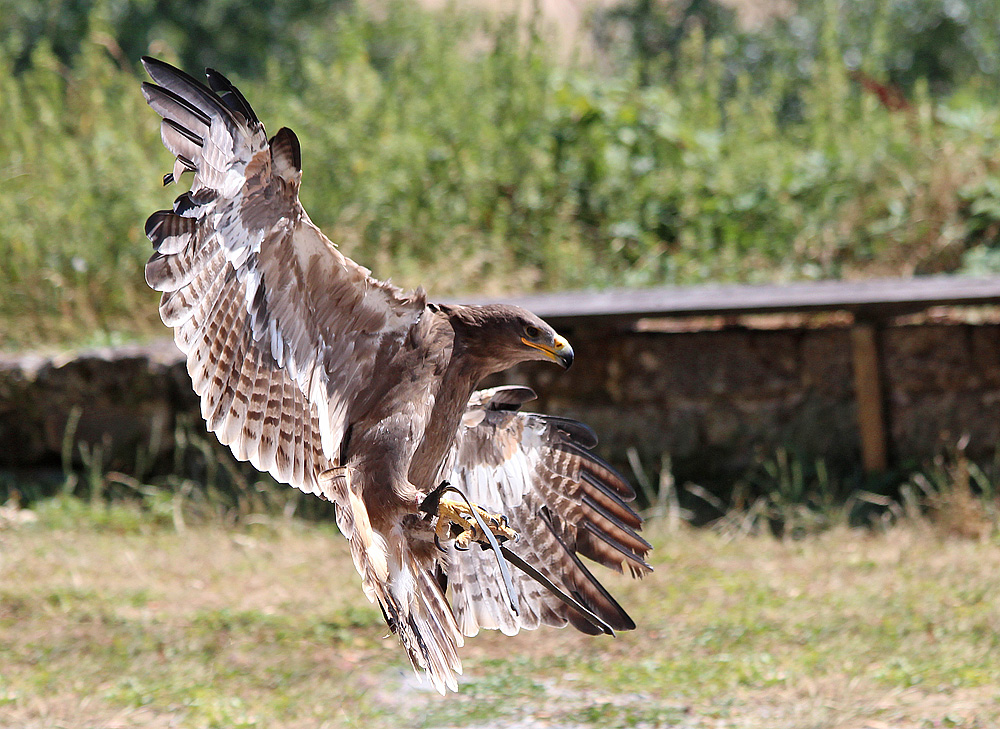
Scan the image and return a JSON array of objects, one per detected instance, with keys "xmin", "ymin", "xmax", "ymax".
[{"xmin": 524, "ymin": 325, "xmax": 541, "ymax": 339}]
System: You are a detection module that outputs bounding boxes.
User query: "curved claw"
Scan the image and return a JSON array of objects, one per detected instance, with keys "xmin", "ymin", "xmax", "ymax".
[{"xmin": 434, "ymin": 533, "xmax": 448, "ymax": 554}]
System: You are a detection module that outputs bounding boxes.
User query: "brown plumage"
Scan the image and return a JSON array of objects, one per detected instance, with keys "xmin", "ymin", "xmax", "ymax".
[{"xmin": 140, "ymin": 57, "xmax": 651, "ymax": 693}]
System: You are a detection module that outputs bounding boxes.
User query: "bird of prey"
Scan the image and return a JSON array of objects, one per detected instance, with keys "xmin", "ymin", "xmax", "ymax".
[{"xmin": 140, "ymin": 57, "xmax": 652, "ymax": 693}]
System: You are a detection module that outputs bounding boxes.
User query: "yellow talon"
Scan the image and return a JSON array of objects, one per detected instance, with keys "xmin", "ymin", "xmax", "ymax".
[{"xmin": 435, "ymin": 496, "xmax": 518, "ymax": 549}]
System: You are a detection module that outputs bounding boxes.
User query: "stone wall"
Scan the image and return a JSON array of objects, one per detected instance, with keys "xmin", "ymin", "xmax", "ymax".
[
  {"xmin": 489, "ymin": 321, "xmax": 1000, "ymax": 482},
  {"xmin": 0, "ymin": 340, "xmax": 195, "ymax": 471},
  {"xmin": 1, "ymin": 322, "xmax": 998, "ymax": 483}
]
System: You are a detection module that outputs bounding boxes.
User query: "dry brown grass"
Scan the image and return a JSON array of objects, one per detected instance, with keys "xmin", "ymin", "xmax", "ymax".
[{"xmin": 2, "ymin": 505, "xmax": 1000, "ymax": 728}]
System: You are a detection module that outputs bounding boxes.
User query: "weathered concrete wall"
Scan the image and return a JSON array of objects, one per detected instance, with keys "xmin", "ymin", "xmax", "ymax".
[{"xmin": 1, "ymin": 323, "xmax": 998, "ymax": 481}]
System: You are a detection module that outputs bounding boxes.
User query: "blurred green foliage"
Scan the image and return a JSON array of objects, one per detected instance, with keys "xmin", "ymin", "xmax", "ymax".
[
  {"xmin": 0, "ymin": 0, "xmax": 349, "ymax": 75},
  {"xmin": 597, "ymin": 0, "xmax": 1000, "ymax": 96},
  {"xmin": 3, "ymin": 0, "xmax": 1000, "ymax": 348}
]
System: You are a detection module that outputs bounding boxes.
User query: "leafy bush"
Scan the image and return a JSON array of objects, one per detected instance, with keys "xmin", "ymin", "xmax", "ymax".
[
  {"xmin": 0, "ymin": 0, "xmax": 349, "ymax": 75},
  {"xmin": 598, "ymin": 0, "xmax": 1000, "ymax": 96},
  {"xmin": 3, "ymin": 1, "xmax": 1000, "ymax": 348}
]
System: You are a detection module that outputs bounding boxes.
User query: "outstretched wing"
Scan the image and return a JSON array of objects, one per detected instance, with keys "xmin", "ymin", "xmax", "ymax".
[
  {"xmin": 141, "ymin": 60, "xmax": 435, "ymax": 677},
  {"xmin": 141, "ymin": 58, "xmax": 425, "ymax": 495},
  {"xmin": 442, "ymin": 387, "xmax": 652, "ymax": 638}
]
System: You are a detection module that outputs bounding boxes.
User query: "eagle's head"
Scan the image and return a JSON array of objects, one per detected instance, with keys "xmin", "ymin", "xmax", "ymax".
[{"xmin": 449, "ymin": 304, "xmax": 574, "ymax": 372}]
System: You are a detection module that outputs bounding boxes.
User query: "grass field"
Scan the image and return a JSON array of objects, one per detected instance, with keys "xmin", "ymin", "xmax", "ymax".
[{"xmin": 2, "ymin": 500, "xmax": 999, "ymax": 728}]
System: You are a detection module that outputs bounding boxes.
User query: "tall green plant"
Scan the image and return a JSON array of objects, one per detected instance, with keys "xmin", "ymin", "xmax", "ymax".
[{"xmin": 3, "ymin": 2, "xmax": 1000, "ymax": 349}]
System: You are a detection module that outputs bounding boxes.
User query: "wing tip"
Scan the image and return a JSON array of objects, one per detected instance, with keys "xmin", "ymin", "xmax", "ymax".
[
  {"xmin": 206, "ymin": 66, "xmax": 261, "ymax": 126},
  {"xmin": 140, "ymin": 55, "xmax": 163, "ymax": 75}
]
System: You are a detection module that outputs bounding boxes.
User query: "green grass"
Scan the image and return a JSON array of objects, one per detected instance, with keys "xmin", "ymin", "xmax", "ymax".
[{"xmin": 2, "ymin": 500, "xmax": 1000, "ymax": 728}]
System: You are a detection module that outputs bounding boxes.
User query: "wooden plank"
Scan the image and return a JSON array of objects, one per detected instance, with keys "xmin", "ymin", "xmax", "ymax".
[
  {"xmin": 459, "ymin": 275, "xmax": 1000, "ymax": 325},
  {"xmin": 851, "ymin": 322, "xmax": 889, "ymax": 473}
]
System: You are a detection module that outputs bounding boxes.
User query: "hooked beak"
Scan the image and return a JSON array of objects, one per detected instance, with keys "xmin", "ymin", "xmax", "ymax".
[{"xmin": 521, "ymin": 333, "xmax": 574, "ymax": 369}]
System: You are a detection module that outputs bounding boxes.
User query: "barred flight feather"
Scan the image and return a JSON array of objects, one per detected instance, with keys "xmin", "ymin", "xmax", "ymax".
[{"xmin": 443, "ymin": 387, "xmax": 652, "ymax": 639}]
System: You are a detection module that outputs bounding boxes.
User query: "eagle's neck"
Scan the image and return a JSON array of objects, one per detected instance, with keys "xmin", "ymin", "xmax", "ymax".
[{"xmin": 407, "ymin": 317, "xmax": 494, "ymax": 489}]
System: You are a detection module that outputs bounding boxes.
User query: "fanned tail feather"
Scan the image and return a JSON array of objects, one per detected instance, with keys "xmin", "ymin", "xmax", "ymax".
[
  {"xmin": 391, "ymin": 555, "xmax": 464, "ymax": 693},
  {"xmin": 320, "ymin": 470, "xmax": 463, "ymax": 693}
]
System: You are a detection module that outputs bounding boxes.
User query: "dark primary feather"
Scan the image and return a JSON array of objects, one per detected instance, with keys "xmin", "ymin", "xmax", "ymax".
[{"xmin": 205, "ymin": 67, "xmax": 259, "ymax": 125}]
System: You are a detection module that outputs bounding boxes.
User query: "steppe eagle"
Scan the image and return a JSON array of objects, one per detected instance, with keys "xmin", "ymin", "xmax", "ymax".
[{"xmin": 140, "ymin": 57, "xmax": 652, "ymax": 693}]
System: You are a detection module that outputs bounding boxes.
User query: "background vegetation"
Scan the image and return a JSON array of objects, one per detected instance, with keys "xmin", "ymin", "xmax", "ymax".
[{"xmin": 4, "ymin": 0, "xmax": 1000, "ymax": 348}]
